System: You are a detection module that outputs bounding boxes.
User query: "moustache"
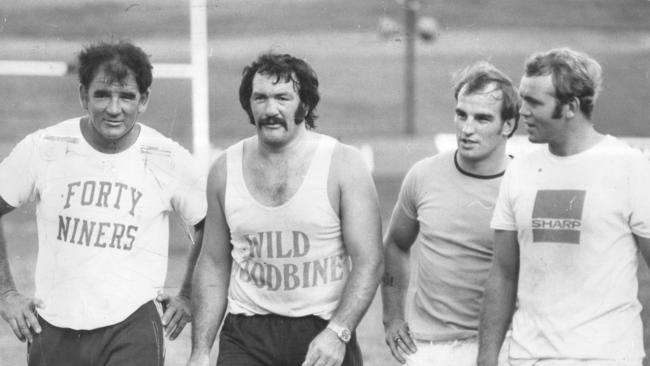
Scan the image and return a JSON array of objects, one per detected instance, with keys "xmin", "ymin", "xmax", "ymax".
[{"xmin": 259, "ymin": 117, "xmax": 288, "ymax": 130}]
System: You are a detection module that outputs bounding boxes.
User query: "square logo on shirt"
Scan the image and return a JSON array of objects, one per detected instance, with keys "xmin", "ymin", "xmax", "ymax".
[{"xmin": 531, "ymin": 190, "xmax": 586, "ymax": 244}]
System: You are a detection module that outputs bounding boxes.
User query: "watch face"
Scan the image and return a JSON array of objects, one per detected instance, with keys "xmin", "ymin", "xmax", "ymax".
[{"xmin": 340, "ymin": 329, "xmax": 352, "ymax": 342}]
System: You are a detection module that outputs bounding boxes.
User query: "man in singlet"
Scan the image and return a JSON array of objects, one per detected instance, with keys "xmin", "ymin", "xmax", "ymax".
[
  {"xmin": 187, "ymin": 53, "xmax": 384, "ymax": 366},
  {"xmin": 0, "ymin": 41, "xmax": 206, "ymax": 366},
  {"xmin": 381, "ymin": 61, "xmax": 518, "ymax": 366}
]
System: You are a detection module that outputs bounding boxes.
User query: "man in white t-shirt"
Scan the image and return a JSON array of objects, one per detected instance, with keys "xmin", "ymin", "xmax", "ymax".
[
  {"xmin": 381, "ymin": 61, "xmax": 518, "ymax": 366},
  {"xmin": 186, "ymin": 52, "xmax": 383, "ymax": 366},
  {"xmin": 477, "ymin": 48, "xmax": 650, "ymax": 366},
  {"xmin": 0, "ymin": 41, "xmax": 207, "ymax": 366}
]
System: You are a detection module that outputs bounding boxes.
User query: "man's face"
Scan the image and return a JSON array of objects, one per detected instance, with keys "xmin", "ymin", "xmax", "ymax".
[
  {"xmin": 518, "ymin": 74, "xmax": 565, "ymax": 144},
  {"xmin": 80, "ymin": 67, "xmax": 149, "ymax": 146},
  {"xmin": 454, "ymin": 84, "xmax": 511, "ymax": 163},
  {"xmin": 250, "ymin": 72, "xmax": 303, "ymax": 147}
]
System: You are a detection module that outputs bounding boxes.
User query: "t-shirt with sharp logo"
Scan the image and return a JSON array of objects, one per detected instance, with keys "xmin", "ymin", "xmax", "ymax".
[{"xmin": 491, "ymin": 135, "xmax": 650, "ymax": 361}]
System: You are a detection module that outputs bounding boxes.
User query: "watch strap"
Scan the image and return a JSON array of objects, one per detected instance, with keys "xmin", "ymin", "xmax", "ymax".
[{"xmin": 326, "ymin": 322, "xmax": 351, "ymax": 343}]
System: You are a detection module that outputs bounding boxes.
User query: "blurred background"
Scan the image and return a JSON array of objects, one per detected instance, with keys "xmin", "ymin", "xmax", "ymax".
[{"xmin": 0, "ymin": 0, "xmax": 648, "ymax": 364}]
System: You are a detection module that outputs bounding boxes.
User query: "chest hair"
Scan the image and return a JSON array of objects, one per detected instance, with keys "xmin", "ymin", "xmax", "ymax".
[{"xmin": 245, "ymin": 152, "xmax": 313, "ymax": 207}]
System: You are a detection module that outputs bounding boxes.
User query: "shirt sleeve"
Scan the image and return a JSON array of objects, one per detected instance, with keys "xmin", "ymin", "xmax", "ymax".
[
  {"xmin": 629, "ymin": 157, "xmax": 650, "ymax": 239},
  {"xmin": 397, "ymin": 164, "xmax": 419, "ymax": 220},
  {"xmin": 490, "ymin": 161, "xmax": 517, "ymax": 231},
  {"xmin": 170, "ymin": 145, "xmax": 207, "ymax": 227},
  {"xmin": 0, "ymin": 134, "xmax": 39, "ymax": 207}
]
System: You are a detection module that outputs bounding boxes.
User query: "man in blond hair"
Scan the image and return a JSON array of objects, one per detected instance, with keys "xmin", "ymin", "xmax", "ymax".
[{"xmin": 478, "ymin": 48, "xmax": 650, "ymax": 366}]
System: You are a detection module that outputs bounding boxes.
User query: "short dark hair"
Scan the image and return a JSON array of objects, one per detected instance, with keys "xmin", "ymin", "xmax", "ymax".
[
  {"xmin": 239, "ymin": 52, "xmax": 320, "ymax": 128},
  {"xmin": 524, "ymin": 48, "xmax": 602, "ymax": 119},
  {"xmin": 77, "ymin": 41, "xmax": 153, "ymax": 94},
  {"xmin": 453, "ymin": 61, "xmax": 520, "ymax": 137}
]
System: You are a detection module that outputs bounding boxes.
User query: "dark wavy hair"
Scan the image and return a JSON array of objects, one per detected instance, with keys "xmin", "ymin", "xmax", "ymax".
[
  {"xmin": 453, "ymin": 61, "xmax": 520, "ymax": 137},
  {"xmin": 77, "ymin": 41, "xmax": 153, "ymax": 94},
  {"xmin": 239, "ymin": 53, "xmax": 320, "ymax": 129},
  {"xmin": 524, "ymin": 48, "xmax": 602, "ymax": 119}
]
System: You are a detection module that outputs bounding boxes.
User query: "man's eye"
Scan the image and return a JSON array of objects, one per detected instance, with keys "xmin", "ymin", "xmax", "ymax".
[{"xmin": 525, "ymin": 98, "xmax": 540, "ymax": 106}]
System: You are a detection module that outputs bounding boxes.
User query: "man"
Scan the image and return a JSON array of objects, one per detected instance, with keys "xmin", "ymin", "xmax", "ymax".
[
  {"xmin": 478, "ymin": 48, "xmax": 650, "ymax": 366},
  {"xmin": 187, "ymin": 53, "xmax": 383, "ymax": 366},
  {"xmin": 381, "ymin": 61, "xmax": 518, "ymax": 366},
  {"xmin": 0, "ymin": 41, "xmax": 207, "ymax": 366}
]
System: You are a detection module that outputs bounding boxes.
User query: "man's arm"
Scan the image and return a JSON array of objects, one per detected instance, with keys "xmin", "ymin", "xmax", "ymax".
[
  {"xmin": 477, "ymin": 229, "xmax": 519, "ymax": 366},
  {"xmin": 187, "ymin": 155, "xmax": 232, "ymax": 366},
  {"xmin": 157, "ymin": 219, "xmax": 205, "ymax": 340},
  {"xmin": 381, "ymin": 206, "xmax": 419, "ymax": 364},
  {"xmin": 636, "ymin": 234, "xmax": 650, "ymax": 275},
  {"xmin": 302, "ymin": 144, "xmax": 384, "ymax": 366},
  {"xmin": 0, "ymin": 196, "xmax": 43, "ymax": 343}
]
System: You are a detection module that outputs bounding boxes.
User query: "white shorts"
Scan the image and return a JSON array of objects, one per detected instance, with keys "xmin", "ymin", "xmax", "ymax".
[
  {"xmin": 404, "ymin": 335, "xmax": 510, "ymax": 366},
  {"xmin": 509, "ymin": 359, "xmax": 643, "ymax": 366}
]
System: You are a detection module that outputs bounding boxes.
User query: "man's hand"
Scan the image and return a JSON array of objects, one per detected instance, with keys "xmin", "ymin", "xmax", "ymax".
[
  {"xmin": 157, "ymin": 292, "xmax": 191, "ymax": 341},
  {"xmin": 0, "ymin": 290, "xmax": 44, "ymax": 343},
  {"xmin": 383, "ymin": 318, "xmax": 417, "ymax": 364},
  {"xmin": 301, "ymin": 328, "xmax": 346, "ymax": 366}
]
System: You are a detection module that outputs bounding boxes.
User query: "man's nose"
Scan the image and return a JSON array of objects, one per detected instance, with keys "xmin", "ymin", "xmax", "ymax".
[
  {"xmin": 263, "ymin": 99, "xmax": 281, "ymax": 116},
  {"xmin": 462, "ymin": 119, "xmax": 476, "ymax": 134},
  {"xmin": 106, "ymin": 97, "xmax": 121, "ymax": 115}
]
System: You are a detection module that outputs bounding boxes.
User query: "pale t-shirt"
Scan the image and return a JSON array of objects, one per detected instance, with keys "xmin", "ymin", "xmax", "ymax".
[
  {"xmin": 491, "ymin": 135, "xmax": 650, "ymax": 361},
  {"xmin": 398, "ymin": 150, "xmax": 505, "ymax": 342},
  {"xmin": 0, "ymin": 118, "xmax": 206, "ymax": 329}
]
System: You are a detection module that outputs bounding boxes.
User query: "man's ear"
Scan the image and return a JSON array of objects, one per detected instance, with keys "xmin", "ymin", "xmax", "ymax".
[
  {"xmin": 138, "ymin": 89, "xmax": 151, "ymax": 113},
  {"xmin": 79, "ymin": 84, "xmax": 88, "ymax": 110},
  {"xmin": 501, "ymin": 118, "xmax": 515, "ymax": 137},
  {"xmin": 565, "ymin": 97, "xmax": 579, "ymax": 119}
]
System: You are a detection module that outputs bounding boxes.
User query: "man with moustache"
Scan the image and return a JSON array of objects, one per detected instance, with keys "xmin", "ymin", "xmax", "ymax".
[
  {"xmin": 0, "ymin": 41, "xmax": 206, "ymax": 366},
  {"xmin": 381, "ymin": 61, "xmax": 518, "ymax": 366},
  {"xmin": 187, "ymin": 53, "xmax": 383, "ymax": 366},
  {"xmin": 478, "ymin": 48, "xmax": 650, "ymax": 366}
]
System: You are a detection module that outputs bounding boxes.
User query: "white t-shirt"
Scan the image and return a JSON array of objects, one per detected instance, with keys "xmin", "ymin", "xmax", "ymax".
[
  {"xmin": 491, "ymin": 135, "xmax": 650, "ymax": 361},
  {"xmin": 224, "ymin": 134, "xmax": 349, "ymax": 320},
  {"xmin": 0, "ymin": 118, "xmax": 206, "ymax": 330}
]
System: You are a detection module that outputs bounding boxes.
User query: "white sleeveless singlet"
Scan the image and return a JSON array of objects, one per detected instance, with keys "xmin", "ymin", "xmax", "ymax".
[{"xmin": 224, "ymin": 134, "xmax": 349, "ymax": 319}]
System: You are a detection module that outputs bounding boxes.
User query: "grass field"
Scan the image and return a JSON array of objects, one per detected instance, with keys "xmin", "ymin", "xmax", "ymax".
[{"xmin": 0, "ymin": 0, "xmax": 649, "ymax": 365}]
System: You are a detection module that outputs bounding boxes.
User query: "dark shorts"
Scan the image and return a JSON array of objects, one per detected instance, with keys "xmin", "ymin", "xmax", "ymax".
[
  {"xmin": 217, "ymin": 313, "xmax": 363, "ymax": 366},
  {"xmin": 27, "ymin": 301, "xmax": 164, "ymax": 366}
]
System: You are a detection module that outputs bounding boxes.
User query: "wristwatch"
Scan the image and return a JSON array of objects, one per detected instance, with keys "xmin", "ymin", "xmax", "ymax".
[{"xmin": 326, "ymin": 322, "xmax": 352, "ymax": 343}]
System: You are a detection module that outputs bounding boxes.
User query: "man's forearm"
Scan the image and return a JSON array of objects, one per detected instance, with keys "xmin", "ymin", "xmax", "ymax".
[
  {"xmin": 178, "ymin": 222, "xmax": 205, "ymax": 297},
  {"xmin": 189, "ymin": 256, "xmax": 230, "ymax": 356},
  {"xmin": 477, "ymin": 269, "xmax": 517, "ymax": 366},
  {"xmin": 0, "ymin": 223, "xmax": 17, "ymax": 296},
  {"xmin": 329, "ymin": 251, "xmax": 383, "ymax": 330},
  {"xmin": 381, "ymin": 241, "xmax": 411, "ymax": 324}
]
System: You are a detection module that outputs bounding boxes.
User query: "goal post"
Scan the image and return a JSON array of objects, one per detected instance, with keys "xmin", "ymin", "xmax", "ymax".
[{"xmin": 189, "ymin": 0, "xmax": 211, "ymax": 168}]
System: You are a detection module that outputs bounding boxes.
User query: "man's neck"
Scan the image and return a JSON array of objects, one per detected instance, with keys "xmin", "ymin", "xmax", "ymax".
[
  {"xmin": 455, "ymin": 147, "xmax": 509, "ymax": 178},
  {"xmin": 548, "ymin": 121, "xmax": 604, "ymax": 157}
]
